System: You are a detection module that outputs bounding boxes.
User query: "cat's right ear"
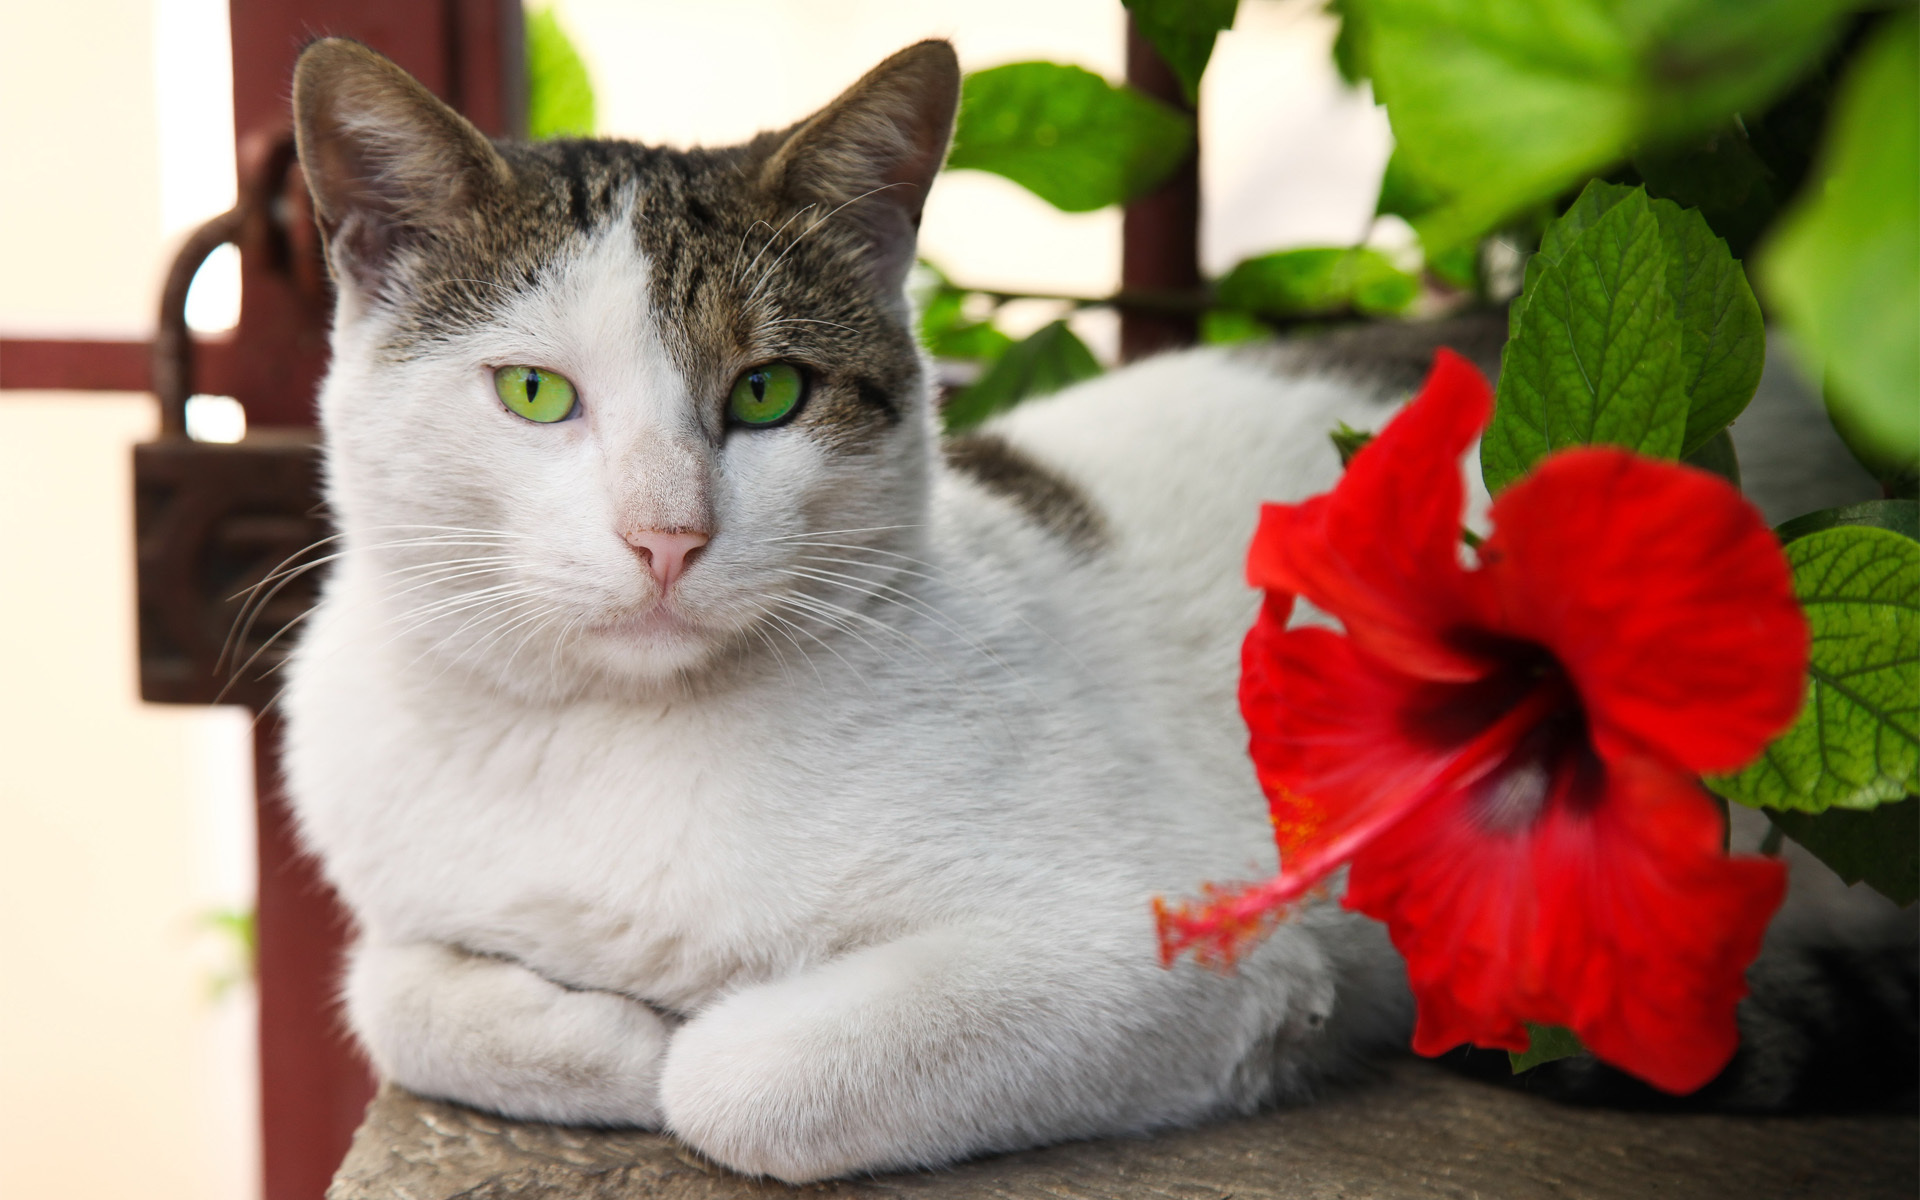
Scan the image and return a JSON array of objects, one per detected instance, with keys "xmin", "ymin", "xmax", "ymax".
[{"xmin": 292, "ymin": 39, "xmax": 509, "ymax": 293}]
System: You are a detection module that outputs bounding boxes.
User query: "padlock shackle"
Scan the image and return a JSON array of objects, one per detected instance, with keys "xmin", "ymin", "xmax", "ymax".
[{"xmin": 153, "ymin": 206, "xmax": 245, "ymax": 438}]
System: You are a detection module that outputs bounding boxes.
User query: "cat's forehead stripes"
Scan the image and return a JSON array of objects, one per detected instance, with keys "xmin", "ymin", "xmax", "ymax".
[{"xmin": 373, "ymin": 135, "xmax": 917, "ymax": 447}]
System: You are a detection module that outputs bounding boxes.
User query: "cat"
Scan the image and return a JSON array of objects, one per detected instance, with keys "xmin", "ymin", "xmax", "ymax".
[{"xmin": 280, "ymin": 36, "xmax": 1915, "ymax": 1184}]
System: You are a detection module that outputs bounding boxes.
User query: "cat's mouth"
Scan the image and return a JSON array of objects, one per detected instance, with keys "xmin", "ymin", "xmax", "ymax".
[{"xmin": 586, "ymin": 603, "xmax": 707, "ymax": 642}]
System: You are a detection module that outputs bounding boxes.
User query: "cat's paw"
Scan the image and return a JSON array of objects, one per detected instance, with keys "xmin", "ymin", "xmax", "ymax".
[
  {"xmin": 659, "ymin": 990, "xmax": 887, "ymax": 1182},
  {"xmin": 346, "ymin": 940, "xmax": 672, "ymax": 1127}
]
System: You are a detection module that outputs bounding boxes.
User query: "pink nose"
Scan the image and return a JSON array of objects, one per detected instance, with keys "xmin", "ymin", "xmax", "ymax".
[{"xmin": 623, "ymin": 529, "xmax": 709, "ymax": 591}]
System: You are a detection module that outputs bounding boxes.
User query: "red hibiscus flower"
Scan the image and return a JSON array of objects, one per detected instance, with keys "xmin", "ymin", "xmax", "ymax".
[{"xmin": 1158, "ymin": 349, "xmax": 1808, "ymax": 1094}]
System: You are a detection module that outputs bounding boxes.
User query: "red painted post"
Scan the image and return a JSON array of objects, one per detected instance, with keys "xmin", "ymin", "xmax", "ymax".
[
  {"xmin": 1119, "ymin": 17, "xmax": 1202, "ymax": 362},
  {"xmin": 253, "ymin": 715, "xmax": 374, "ymax": 1200}
]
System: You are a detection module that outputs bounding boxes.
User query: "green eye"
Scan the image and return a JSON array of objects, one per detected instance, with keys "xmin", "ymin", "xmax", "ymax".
[
  {"xmin": 728, "ymin": 362, "xmax": 805, "ymax": 427},
  {"xmin": 494, "ymin": 366, "xmax": 578, "ymax": 423}
]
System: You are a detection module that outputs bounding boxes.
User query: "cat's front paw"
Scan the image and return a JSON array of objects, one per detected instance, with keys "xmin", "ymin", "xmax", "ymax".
[
  {"xmin": 660, "ymin": 993, "xmax": 884, "ymax": 1182},
  {"xmin": 346, "ymin": 940, "xmax": 672, "ymax": 1127}
]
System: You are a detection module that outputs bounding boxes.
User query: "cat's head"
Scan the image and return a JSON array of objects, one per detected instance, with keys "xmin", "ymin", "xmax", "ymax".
[{"xmin": 292, "ymin": 37, "xmax": 958, "ymax": 698}]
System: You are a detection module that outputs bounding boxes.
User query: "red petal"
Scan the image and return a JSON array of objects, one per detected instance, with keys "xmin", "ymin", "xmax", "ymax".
[
  {"xmin": 1248, "ymin": 349, "xmax": 1495, "ymax": 682},
  {"xmin": 1479, "ymin": 449, "xmax": 1807, "ymax": 773},
  {"xmin": 1345, "ymin": 752, "xmax": 1787, "ymax": 1094},
  {"xmin": 1240, "ymin": 610, "xmax": 1516, "ymax": 903}
]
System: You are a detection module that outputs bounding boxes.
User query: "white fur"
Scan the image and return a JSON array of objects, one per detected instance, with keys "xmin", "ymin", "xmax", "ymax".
[{"xmin": 285, "ymin": 205, "xmax": 1422, "ymax": 1181}]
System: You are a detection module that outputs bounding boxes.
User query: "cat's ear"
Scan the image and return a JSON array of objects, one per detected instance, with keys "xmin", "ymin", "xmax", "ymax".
[
  {"xmin": 760, "ymin": 40, "xmax": 960, "ymax": 300},
  {"xmin": 293, "ymin": 38, "xmax": 510, "ymax": 292}
]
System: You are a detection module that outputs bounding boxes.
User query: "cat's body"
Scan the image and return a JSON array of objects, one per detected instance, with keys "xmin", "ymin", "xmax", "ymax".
[{"xmin": 282, "ymin": 38, "xmax": 1913, "ymax": 1183}]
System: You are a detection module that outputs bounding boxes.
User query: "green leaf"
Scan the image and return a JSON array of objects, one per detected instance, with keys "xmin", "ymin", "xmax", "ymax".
[
  {"xmin": 947, "ymin": 63, "xmax": 1193, "ymax": 213},
  {"xmin": 1217, "ymin": 247, "xmax": 1419, "ymax": 319},
  {"xmin": 1123, "ymin": 0, "xmax": 1238, "ymax": 106},
  {"xmin": 1762, "ymin": 12, "xmax": 1920, "ymax": 485},
  {"xmin": 1776, "ymin": 499, "xmax": 1920, "ymax": 546},
  {"xmin": 918, "ymin": 280, "xmax": 1015, "ymax": 365},
  {"xmin": 1199, "ymin": 309, "xmax": 1269, "ymax": 346},
  {"xmin": 1632, "ymin": 121, "xmax": 1785, "ymax": 260},
  {"xmin": 1482, "ymin": 186, "xmax": 1688, "ymax": 493},
  {"xmin": 1509, "ymin": 1023, "xmax": 1586, "ymax": 1073},
  {"xmin": 526, "ymin": 6, "xmax": 596, "ymax": 139},
  {"xmin": 1713, "ymin": 527, "xmax": 1920, "ymax": 813},
  {"xmin": 1651, "ymin": 201, "xmax": 1766, "ymax": 456},
  {"xmin": 1682, "ymin": 427, "xmax": 1740, "ymax": 487},
  {"xmin": 1375, "ymin": 148, "xmax": 1449, "ymax": 223},
  {"xmin": 1326, "ymin": 0, "xmax": 1371, "ymax": 85},
  {"xmin": 1769, "ymin": 798, "xmax": 1919, "ymax": 907},
  {"xmin": 1348, "ymin": 0, "xmax": 1856, "ymax": 249},
  {"xmin": 943, "ymin": 320, "xmax": 1102, "ymax": 432}
]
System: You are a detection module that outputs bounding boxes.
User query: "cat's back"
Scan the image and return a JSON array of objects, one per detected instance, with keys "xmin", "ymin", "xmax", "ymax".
[{"xmin": 975, "ymin": 319, "xmax": 1505, "ymax": 678}]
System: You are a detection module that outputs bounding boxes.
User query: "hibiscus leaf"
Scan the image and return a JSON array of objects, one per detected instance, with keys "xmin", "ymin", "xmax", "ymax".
[
  {"xmin": 1482, "ymin": 186, "xmax": 1688, "ymax": 493},
  {"xmin": 1346, "ymin": 0, "xmax": 1856, "ymax": 249},
  {"xmin": 1509, "ymin": 1023, "xmax": 1587, "ymax": 1074},
  {"xmin": 1217, "ymin": 247, "xmax": 1420, "ymax": 319},
  {"xmin": 1122, "ymin": 0, "xmax": 1238, "ymax": 107},
  {"xmin": 946, "ymin": 63, "xmax": 1194, "ymax": 213},
  {"xmin": 1768, "ymin": 798, "xmax": 1919, "ymax": 907},
  {"xmin": 1776, "ymin": 499, "xmax": 1920, "ymax": 546},
  {"xmin": 1375, "ymin": 148, "xmax": 1449, "ymax": 223},
  {"xmin": 1713, "ymin": 527, "xmax": 1920, "ymax": 813},
  {"xmin": 943, "ymin": 319, "xmax": 1102, "ymax": 432},
  {"xmin": 1761, "ymin": 12, "xmax": 1920, "ymax": 488},
  {"xmin": 1682, "ymin": 428, "xmax": 1740, "ymax": 488},
  {"xmin": 526, "ymin": 6, "xmax": 596, "ymax": 139},
  {"xmin": 1647, "ymin": 200, "xmax": 1766, "ymax": 457}
]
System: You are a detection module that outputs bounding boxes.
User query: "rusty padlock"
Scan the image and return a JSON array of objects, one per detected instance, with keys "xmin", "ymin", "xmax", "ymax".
[{"xmin": 134, "ymin": 132, "xmax": 330, "ymax": 708}]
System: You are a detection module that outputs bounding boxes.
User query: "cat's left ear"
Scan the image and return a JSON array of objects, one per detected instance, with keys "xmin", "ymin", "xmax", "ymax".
[{"xmin": 760, "ymin": 40, "xmax": 960, "ymax": 302}]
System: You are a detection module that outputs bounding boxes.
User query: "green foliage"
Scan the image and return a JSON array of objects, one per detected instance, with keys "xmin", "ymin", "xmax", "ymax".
[
  {"xmin": 1509, "ymin": 1023, "xmax": 1586, "ymax": 1073},
  {"xmin": 1345, "ymin": 0, "xmax": 1855, "ymax": 249},
  {"xmin": 1776, "ymin": 499, "xmax": 1920, "ymax": 546},
  {"xmin": 1484, "ymin": 187, "xmax": 1688, "ymax": 492},
  {"xmin": 1769, "ymin": 798, "xmax": 1919, "ymax": 907},
  {"xmin": 1325, "ymin": 0, "xmax": 1371, "ymax": 85},
  {"xmin": 1654, "ymin": 201, "xmax": 1768, "ymax": 456},
  {"xmin": 1713, "ymin": 527, "xmax": 1920, "ymax": 813},
  {"xmin": 1199, "ymin": 309, "xmax": 1269, "ymax": 345},
  {"xmin": 526, "ymin": 6, "xmax": 596, "ymax": 140},
  {"xmin": 947, "ymin": 63, "xmax": 1193, "ymax": 213},
  {"xmin": 943, "ymin": 320, "xmax": 1102, "ymax": 432},
  {"xmin": 917, "ymin": 269, "xmax": 1015, "ymax": 365},
  {"xmin": 1761, "ymin": 12, "xmax": 1919, "ymax": 487},
  {"xmin": 200, "ymin": 905, "xmax": 257, "ymax": 1000},
  {"xmin": 1330, "ymin": 423, "xmax": 1375, "ymax": 468},
  {"xmin": 1217, "ymin": 247, "xmax": 1418, "ymax": 319},
  {"xmin": 1374, "ymin": 148, "xmax": 1446, "ymax": 223},
  {"xmin": 1122, "ymin": 0, "xmax": 1239, "ymax": 105},
  {"xmin": 1682, "ymin": 428, "xmax": 1741, "ymax": 487},
  {"xmin": 1483, "ymin": 182, "xmax": 1763, "ymax": 492}
]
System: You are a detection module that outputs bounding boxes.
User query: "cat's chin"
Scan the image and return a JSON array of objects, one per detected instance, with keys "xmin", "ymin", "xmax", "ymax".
[{"xmin": 575, "ymin": 605, "xmax": 727, "ymax": 682}]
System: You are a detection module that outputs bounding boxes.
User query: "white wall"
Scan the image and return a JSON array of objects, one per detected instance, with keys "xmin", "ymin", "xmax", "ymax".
[{"xmin": 0, "ymin": 2, "xmax": 258, "ymax": 1199}]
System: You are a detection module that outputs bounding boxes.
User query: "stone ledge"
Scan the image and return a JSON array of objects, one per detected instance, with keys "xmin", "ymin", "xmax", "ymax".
[{"xmin": 330, "ymin": 1059, "xmax": 1918, "ymax": 1199}]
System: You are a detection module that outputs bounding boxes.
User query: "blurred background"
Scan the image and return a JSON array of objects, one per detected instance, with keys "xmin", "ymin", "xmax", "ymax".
[{"xmin": 0, "ymin": 2, "xmax": 1392, "ymax": 1197}]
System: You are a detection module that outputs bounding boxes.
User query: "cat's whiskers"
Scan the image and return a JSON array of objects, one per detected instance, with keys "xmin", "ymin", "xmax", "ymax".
[
  {"xmin": 763, "ymin": 603, "xmax": 869, "ymax": 690},
  {"xmin": 756, "ymin": 609, "xmax": 828, "ymax": 689},
  {"xmin": 731, "ymin": 218, "xmax": 779, "ymax": 283},
  {"xmin": 787, "ymin": 545, "xmax": 1090, "ymax": 674},
  {"xmin": 224, "ymin": 527, "xmax": 526, "ymax": 670},
  {"xmin": 777, "ymin": 561, "xmax": 1014, "ymax": 681},
  {"xmin": 736, "ymin": 204, "xmax": 816, "ymax": 289},
  {"xmin": 758, "ymin": 523, "xmax": 925, "ymax": 544},
  {"xmin": 744, "ymin": 183, "xmax": 911, "ymax": 305}
]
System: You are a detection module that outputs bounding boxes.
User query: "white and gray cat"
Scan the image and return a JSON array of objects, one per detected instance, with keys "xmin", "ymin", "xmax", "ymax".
[{"xmin": 282, "ymin": 37, "xmax": 1915, "ymax": 1182}]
